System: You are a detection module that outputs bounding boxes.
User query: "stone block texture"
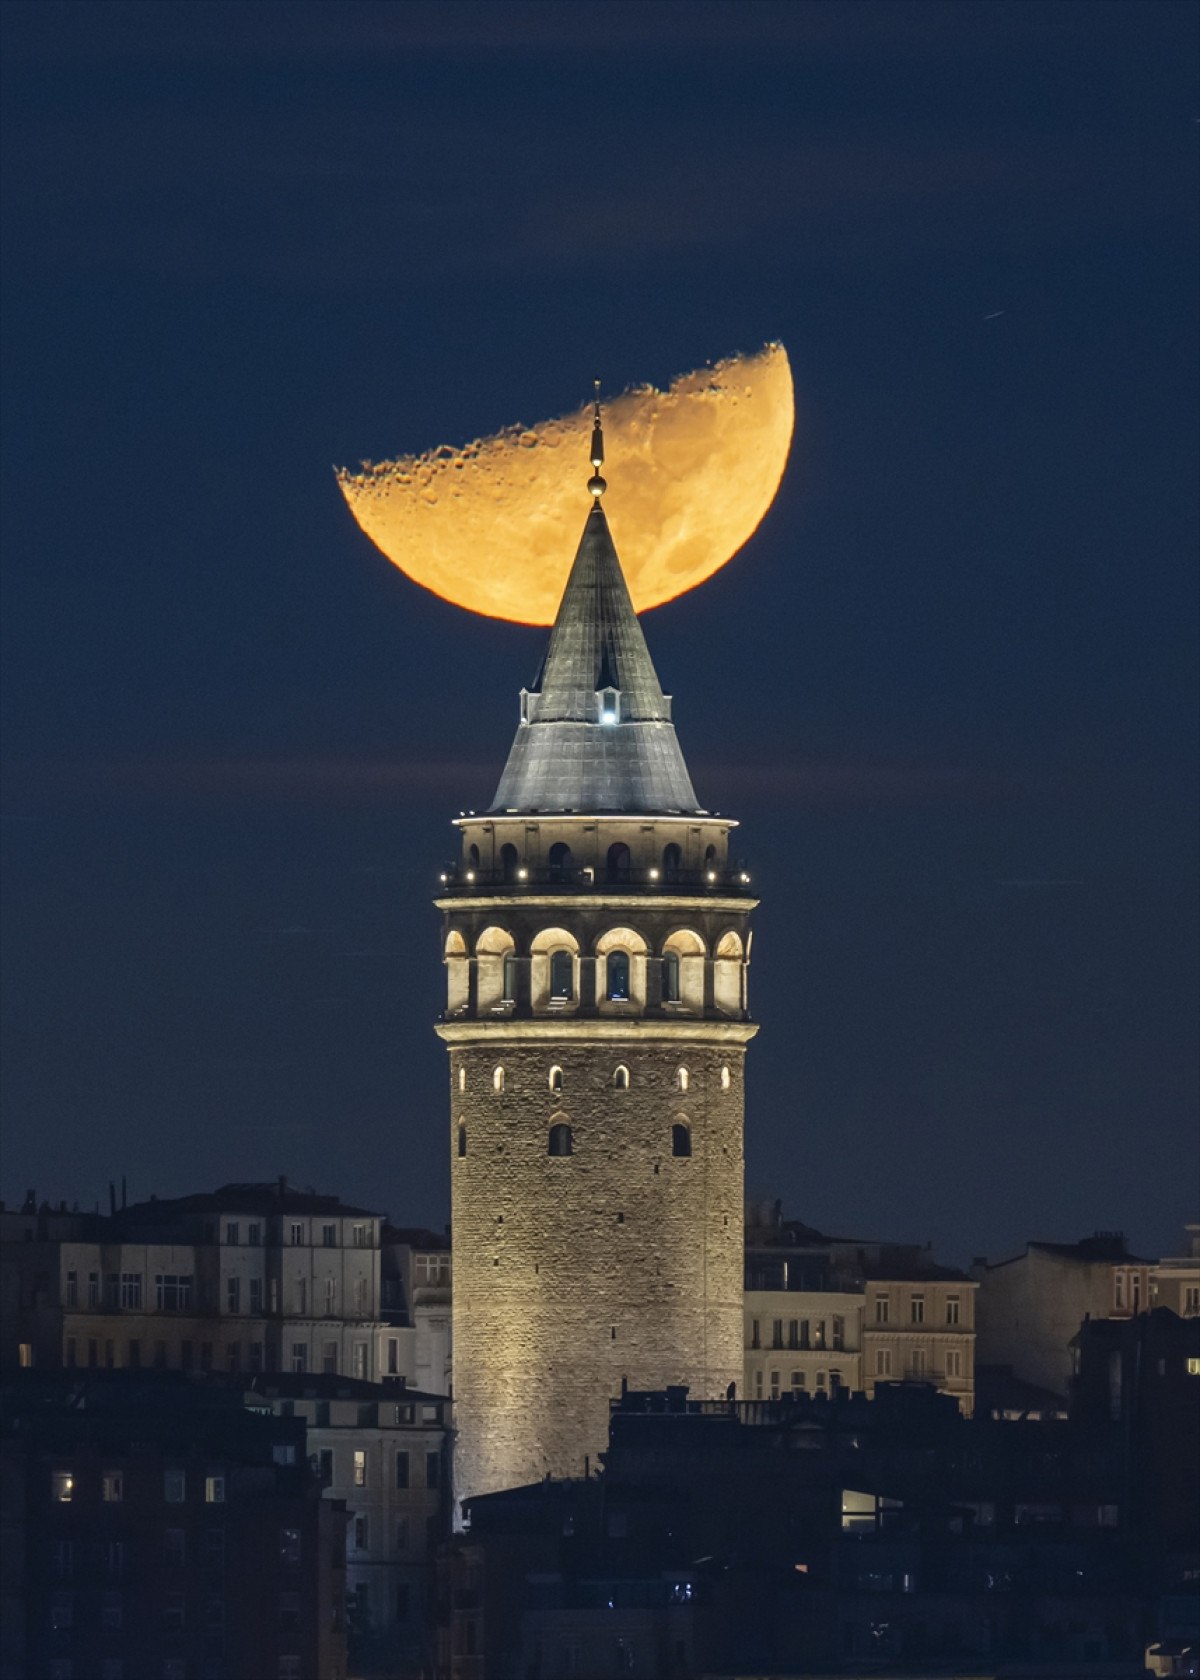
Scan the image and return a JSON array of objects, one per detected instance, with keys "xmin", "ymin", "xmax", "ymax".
[{"xmin": 448, "ymin": 1034, "xmax": 746, "ymax": 1503}]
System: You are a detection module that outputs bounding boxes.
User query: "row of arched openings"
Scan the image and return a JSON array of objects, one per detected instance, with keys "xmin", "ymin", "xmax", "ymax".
[
  {"xmin": 476, "ymin": 1064, "xmax": 729, "ymax": 1094},
  {"xmin": 448, "ymin": 926, "xmax": 746, "ymax": 1017},
  {"xmin": 457, "ymin": 1121, "xmax": 691, "ymax": 1159},
  {"xmin": 466, "ymin": 841, "xmax": 719, "ymax": 884}
]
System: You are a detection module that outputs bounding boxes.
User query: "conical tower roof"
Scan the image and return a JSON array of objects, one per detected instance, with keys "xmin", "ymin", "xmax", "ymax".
[{"xmin": 490, "ymin": 401, "xmax": 701, "ymax": 815}]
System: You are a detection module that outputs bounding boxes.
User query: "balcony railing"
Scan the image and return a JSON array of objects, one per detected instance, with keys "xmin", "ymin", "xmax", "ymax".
[{"xmin": 437, "ymin": 863, "xmax": 754, "ymax": 897}]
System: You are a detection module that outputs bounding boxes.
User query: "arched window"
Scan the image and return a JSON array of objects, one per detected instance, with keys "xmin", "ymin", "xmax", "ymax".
[
  {"xmin": 502, "ymin": 953, "xmax": 518, "ymax": 1003},
  {"xmin": 720, "ymin": 1065, "xmax": 731, "ymax": 1090},
  {"xmin": 548, "ymin": 1065, "xmax": 563, "ymax": 1095},
  {"xmin": 549, "ymin": 949, "xmax": 574, "ymax": 1001},
  {"xmin": 672, "ymin": 1123, "xmax": 691, "ymax": 1158},
  {"xmin": 467, "ymin": 843, "xmax": 481, "ymax": 871},
  {"xmin": 548, "ymin": 841, "xmax": 574, "ymax": 880},
  {"xmin": 612, "ymin": 1064, "xmax": 630, "ymax": 1090},
  {"xmin": 663, "ymin": 928, "xmax": 706, "ymax": 1012},
  {"xmin": 606, "ymin": 950, "xmax": 631, "ymax": 1001},
  {"xmin": 500, "ymin": 843, "xmax": 520, "ymax": 883},
  {"xmin": 457, "ymin": 1066, "xmax": 466, "ymax": 1093},
  {"xmin": 548, "ymin": 1123, "xmax": 572, "ymax": 1157},
  {"xmin": 704, "ymin": 844, "xmax": 718, "ymax": 868},
  {"xmin": 714, "ymin": 929, "xmax": 744, "ymax": 1015},
  {"xmin": 457, "ymin": 1123, "xmax": 467, "ymax": 1158},
  {"xmin": 606, "ymin": 842, "xmax": 631, "ymax": 883},
  {"xmin": 444, "ymin": 929, "xmax": 469, "ymax": 1015},
  {"xmin": 596, "ymin": 926, "xmax": 647, "ymax": 1010},
  {"xmin": 476, "ymin": 926, "xmax": 515, "ymax": 1013},
  {"xmin": 492, "ymin": 1065, "xmax": 505, "ymax": 1093},
  {"xmin": 675, "ymin": 1066, "xmax": 690, "ymax": 1092},
  {"xmin": 662, "ymin": 842, "xmax": 683, "ymax": 882}
]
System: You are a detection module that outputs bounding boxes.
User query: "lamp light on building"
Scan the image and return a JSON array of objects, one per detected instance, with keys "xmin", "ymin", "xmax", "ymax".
[
  {"xmin": 706, "ymin": 870, "xmax": 717, "ymax": 884},
  {"xmin": 465, "ymin": 870, "xmax": 476, "ymax": 882},
  {"xmin": 517, "ymin": 867, "xmax": 529, "ymax": 881},
  {"xmin": 439, "ymin": 873, "xmax": 448, "ymax": 884},
  {"xmin": 648, "ymin": 867, "xmax": 660, "ymax": 881}
]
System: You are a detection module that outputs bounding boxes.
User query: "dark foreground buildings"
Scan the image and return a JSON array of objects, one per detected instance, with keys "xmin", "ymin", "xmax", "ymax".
[
  {"xmin": 0, "ymin": 1372, "xmax": 348, "ymax": 1680},
  {"xmin": 444, "ymin": 1326, "xmax": 1200, "ymax": 1680}
]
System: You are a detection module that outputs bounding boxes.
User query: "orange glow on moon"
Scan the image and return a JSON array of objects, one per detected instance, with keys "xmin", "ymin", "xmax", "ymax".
[{"xmin": 336, "ymin": 344, "xmax": 794, "ymax": 625}]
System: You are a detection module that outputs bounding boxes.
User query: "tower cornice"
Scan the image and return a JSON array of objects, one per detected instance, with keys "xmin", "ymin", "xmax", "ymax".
[
  {"xmin": 435, "ymin": 893, "xmax": 758, "ymax": 914},
  {"xmin": 435, "ymin": 1019, "xmax": 759, "ymax": 1045}
]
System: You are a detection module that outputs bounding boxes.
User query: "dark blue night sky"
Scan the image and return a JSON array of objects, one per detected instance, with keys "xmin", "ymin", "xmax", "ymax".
[{"xmin": 2, "ymin": 0, "xmax": 1196, "ymax": 1263}]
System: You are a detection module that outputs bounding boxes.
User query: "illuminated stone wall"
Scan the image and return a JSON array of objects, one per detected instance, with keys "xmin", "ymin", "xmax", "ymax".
[{"xmin": 444, "ymin": 1028, "xmax": 749, "ymax": 1504}]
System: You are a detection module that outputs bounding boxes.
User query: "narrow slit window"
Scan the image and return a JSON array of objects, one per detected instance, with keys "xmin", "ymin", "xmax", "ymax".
[
  {"xmin": 675, "ymin": 1066, "xmax": 690, "ymax": 1092},
  {"xmin": 662, "ymin": 951, "xmax": 681, "ymax": 1003},
  {"xmin": 612, "ymin": 1064, "xmax": 630, "ymax": 1090},
  {"xmin": 457, "ymin": 1124, "xmax": 467, "ymax": 1158},
  {"xmin": 492, "ymin": 1065, "xmax": 505, "ymax": 1093},
  {"xmin": 672, "ymin": 1124, "xmax": 691, "ymax": 1158},
  {"xmin": 548, "ymin": 1065, "xmax": 563, "ymax": 1095},
  {"xmin": 548, "ymin": 1124, "xmax": 573, "ymax": 1158},
  {"xmin": 502, "ymin": 953, "xmax": 518, "ymax": 1002}
]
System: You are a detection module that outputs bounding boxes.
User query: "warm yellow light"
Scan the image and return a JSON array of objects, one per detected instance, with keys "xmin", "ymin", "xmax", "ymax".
[{"xmin": 337, "ymin": 345, "xmax": 795, "ymax": 625}]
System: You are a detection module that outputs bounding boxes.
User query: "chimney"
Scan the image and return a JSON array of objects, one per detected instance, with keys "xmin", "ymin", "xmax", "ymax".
[
  {"xmin": 109, "ymin": 1182, "xmax": 117, "ymax": 1216},
  {"xmin": 121, "ymin": 1177, "xmax": 127, "ymax": 1209}
]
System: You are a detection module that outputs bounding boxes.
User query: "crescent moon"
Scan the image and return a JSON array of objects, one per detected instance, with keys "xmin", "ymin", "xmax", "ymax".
[{"xmin": 336, "ymin": 344, "xmax": 794, "ymax": 625}]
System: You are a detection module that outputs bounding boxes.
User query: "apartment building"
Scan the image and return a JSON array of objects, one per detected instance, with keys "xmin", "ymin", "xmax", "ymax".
[
  {"xmin": 381, "ymin": 1227, "xmax": 452, "ymax": 1397},
  {"xmin": 1150, "ymin": 1223, "xmax": 1200, "ymax": 1320},
  {"xmin": 2, "ymin": 1182, "xmax": 402, "ymax": 1383},
  {"xmin": 973, "ymin": 1231, "xmax": 1155, "ymax": 1398},
  {"xmin": 1, "ymin": 1370, "xmax": 347, "ymax": 1680},
  {"xmin": 860, "ymin": 1259, "xmax": 976, "ymax": 1415},
  {"xmin": 254, "ymin": 1375, "xmax": 451, "ymax": 1677},
  {"xmin": 743, "ymin": 1211, "xmax": 977, "ymax": 1415}
]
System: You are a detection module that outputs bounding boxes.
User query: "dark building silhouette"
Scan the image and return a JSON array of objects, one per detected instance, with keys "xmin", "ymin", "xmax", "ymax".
[
  {"xmin": 1, "ymin": 1371, "xmax": 347, "ymax": 1680},
  {"xmin": 443, "ymin": 1382, "xmax": 1194, "ymax": 1680}
]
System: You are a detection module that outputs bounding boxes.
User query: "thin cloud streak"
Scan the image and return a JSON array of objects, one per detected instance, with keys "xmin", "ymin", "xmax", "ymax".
[{"xmin": 3, "ymin": 754, "xmax": 1017, "ymax": 811}]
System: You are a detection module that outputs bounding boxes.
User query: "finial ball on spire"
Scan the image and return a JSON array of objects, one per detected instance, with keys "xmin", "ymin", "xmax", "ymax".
[{"xmin": 589, "ymin": 380, "xmax": 606, "ymax": 485}]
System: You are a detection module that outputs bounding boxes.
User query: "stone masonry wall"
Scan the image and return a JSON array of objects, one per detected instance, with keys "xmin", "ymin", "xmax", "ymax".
[{"xmin": 450, "ymin": 1036, "xmax": 746, "ymax": 1504}]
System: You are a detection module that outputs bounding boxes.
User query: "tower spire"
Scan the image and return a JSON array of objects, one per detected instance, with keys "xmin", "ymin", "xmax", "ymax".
[{"xmin": 587, "ymin": 379, "xmax": 607, "ymax": 503}]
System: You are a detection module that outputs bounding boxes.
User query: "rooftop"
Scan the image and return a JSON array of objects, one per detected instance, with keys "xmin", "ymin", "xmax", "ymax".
[{"xmin": 489, "ymin": 406, "xmax": 702, "ymax": 817}]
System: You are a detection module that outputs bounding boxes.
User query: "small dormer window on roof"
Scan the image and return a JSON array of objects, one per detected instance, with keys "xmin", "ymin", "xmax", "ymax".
[{"xmin": 598, "ymin": 687, "xmax": 620, "ymax": 725}]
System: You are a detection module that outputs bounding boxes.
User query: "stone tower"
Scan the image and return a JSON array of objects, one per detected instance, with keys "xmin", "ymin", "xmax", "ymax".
[{"xmin": 435, "ymin": 398, "xmax": 758, "ymax": 1507}]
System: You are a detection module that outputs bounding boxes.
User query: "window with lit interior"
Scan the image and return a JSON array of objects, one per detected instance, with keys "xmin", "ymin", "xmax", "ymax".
[{"xmin": 606, "ymin": 951, "xmax": 631, "ymax": 1001}]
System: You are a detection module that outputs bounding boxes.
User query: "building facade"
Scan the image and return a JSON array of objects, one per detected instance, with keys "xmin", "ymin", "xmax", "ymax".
[
  {"xmin": 2, "ymin": 1372, "xmax": 347, "ymax": 1680},
  {"xmin": 381, "ymin": 1228, "xmax": 452, "ymax": 1396},
  {"xmin": 1149, "ymin": 1223, "xmax": 1200, "ymax": 1320},
  {"xmin": 973, "ymin": 1232, "xmax": 1154, "ymax": 1399},
  {"xmin": 2, "ymin": 1183, "xmax": 403, "ymax": 1385},
  {"xmin": 743, "ymin": 1213, "xmax": 977, "ymax": 1415},
  {"xmin": 254, "ymin": 1376, "xmax": 451, "ymax": 1676},
  {"xmin": 437, "ymin": 406, "xmax": 757, "ymax": 1505}
]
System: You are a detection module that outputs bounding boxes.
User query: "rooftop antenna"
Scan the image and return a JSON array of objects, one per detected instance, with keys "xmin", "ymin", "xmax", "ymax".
[{"xmin": 587, "ymin": 379, "xmax": 607, "ymax": 503}]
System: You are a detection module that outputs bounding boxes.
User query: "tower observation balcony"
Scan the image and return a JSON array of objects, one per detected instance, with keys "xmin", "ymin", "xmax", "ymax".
[{"xmin": 436, "ymin": 859, "xmax": 754, "ymax": 897}]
